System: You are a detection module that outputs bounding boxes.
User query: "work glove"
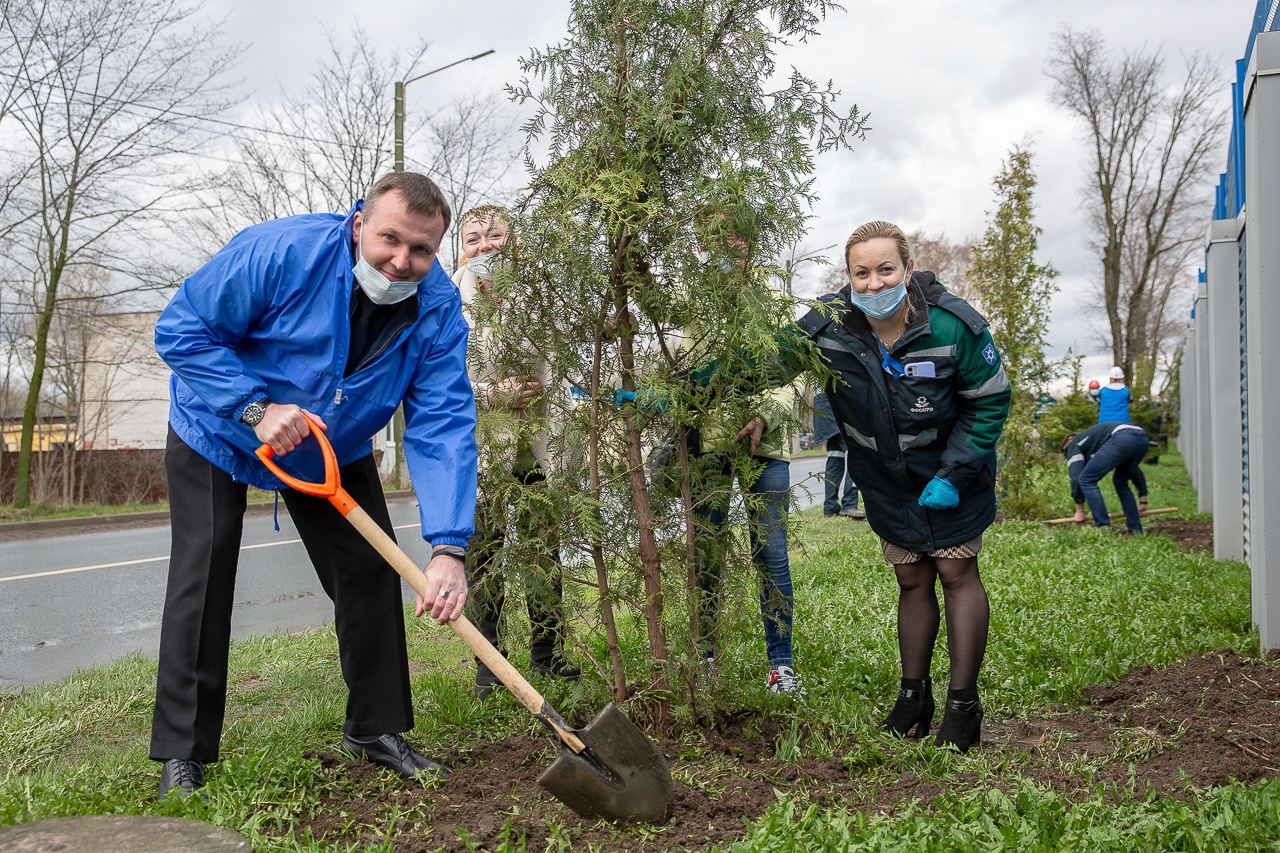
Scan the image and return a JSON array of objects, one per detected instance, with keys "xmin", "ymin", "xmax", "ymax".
[
  {"xmin": 918, "ymin": 476, "xmax": 959, "ymax": 510},
  {"xmin": 614, "ymin": 388, "xmax": 669, "ymax": 412}
]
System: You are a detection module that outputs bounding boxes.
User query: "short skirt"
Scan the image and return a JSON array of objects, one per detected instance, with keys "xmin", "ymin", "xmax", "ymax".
[{"xmin": 881, "ymin": 535, "xmax": 983, "ymax": 565}]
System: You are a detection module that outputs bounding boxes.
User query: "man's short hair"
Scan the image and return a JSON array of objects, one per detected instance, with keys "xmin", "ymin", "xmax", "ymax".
[
  {"xmin": 365, "ymin": 172, "xmax": 452, "ymax": 233},
  {"xmin": 1061, "ymin": 433, "xmax": 1076, "ymax": 454}
]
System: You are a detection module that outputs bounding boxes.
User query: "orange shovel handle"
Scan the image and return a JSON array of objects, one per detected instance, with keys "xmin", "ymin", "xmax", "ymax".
[
  {"xmin": 254, "ymin": 415, "xmax": 588, "ymax": 753},
  {"xmin": 254, "ymin": 414, "xmax": 356, "ymax": 515}
]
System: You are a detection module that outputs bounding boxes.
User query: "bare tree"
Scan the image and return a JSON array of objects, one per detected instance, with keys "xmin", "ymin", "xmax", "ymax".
[
  {"xmin": 191, "ymin": 29, "xmax": 426, "ymax": 252},
  {"xmin": 410, "ymin": 90, "xmax": 520, "ymax": 268},
  {"xmin": 1, "ymin": 0, "xmax": 241, "ymax": 507},
  {"xmin": 1046, "ymin": 27, "xmax": 1225, "ymax": 394},
  {"xmin": 908, "ymin": 229, "xmax": 976, "ymax": 305}
]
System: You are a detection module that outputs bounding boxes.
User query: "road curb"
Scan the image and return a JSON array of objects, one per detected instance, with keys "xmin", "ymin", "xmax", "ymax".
[{"xmin": 0, "ymin": 490, "xmax": 419, "ymax": 537}]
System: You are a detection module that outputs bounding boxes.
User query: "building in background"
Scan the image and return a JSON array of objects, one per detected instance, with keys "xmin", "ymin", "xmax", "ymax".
[{"xmin": 1181, "ymin": 0, "xmax": 1280, "ymax": 648}]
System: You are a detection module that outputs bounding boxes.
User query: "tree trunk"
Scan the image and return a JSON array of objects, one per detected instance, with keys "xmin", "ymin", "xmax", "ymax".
[
  {"xmin": 614, "ymin": 298, "xmax": 671, "ymax": 732},
  {"xmin": 13, "ymin": 278, "xmax": 59, "ymax": 508},
  {"xmin": 678, "ymin": 429, "xmax": 702, "ymax": 709},
  {"xmin": 587, "ymin": 332, "xmax": 628, "ymax": 703}
]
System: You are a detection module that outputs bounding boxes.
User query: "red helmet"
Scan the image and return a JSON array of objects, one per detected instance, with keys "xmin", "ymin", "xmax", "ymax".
[{"xmin": 1088, "ymin": 379, "xmax": 1100, "ymax": 390}]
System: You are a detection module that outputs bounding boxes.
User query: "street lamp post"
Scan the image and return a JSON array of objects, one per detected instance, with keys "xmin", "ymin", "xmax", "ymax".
[
  {"xmin": 388, "ymin": 49, "xmax": 494, "ymax": 487},
  {"xmin": 393, "ymin": 49, "xmax": 495, "ymax": 172}
]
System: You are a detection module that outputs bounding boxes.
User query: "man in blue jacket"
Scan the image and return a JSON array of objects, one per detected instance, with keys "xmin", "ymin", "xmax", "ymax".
[{"xmin": 151, "ymin": 172, "xmax": 477, "ymax": 800}]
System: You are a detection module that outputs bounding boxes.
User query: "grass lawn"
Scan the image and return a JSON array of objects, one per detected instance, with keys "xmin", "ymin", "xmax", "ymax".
[{"xmin": 1, "ymin": 449, "xmax": 1277, "ymax": 850}]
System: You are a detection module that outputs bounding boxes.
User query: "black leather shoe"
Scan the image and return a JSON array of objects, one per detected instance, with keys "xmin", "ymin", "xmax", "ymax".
[
  {"xmin": 934, "ymin": 694, "xmax": 983, "ymax": 752},
  {"xmin": 475, "ymin": 661, "xmax": 503, "ymax": 700},
  {"xmin": 158, "ymin": 758, "xmax": 206, "ymax": 801},
  {"xmin": 881, "ymin": 677, "xmax": 934, "ymax": 739},
  {"xmin": 342, "ymin": 733, "xmax": 451, "ymax": 780},
  {"xmin": 531, "ymin": 657, "xmax": 582, "ymax": 681}
]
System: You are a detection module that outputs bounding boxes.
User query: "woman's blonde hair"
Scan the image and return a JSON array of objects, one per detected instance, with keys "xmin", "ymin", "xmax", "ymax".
[
  {"xmin": 844, "ymin": 220, "xmax": 912, "ymax": 270},
  {"xmin": 460, "ymin": 203, "xmax": 511, "ymax": 230}
]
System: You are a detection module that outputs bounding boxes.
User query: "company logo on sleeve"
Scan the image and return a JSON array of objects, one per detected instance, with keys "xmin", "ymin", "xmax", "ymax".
[{"xmin": 982, "ymin": 343, "xmax": 998, "ymax": 365}]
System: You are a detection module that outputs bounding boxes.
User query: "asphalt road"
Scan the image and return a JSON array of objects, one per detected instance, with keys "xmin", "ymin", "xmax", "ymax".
[{"xmin": 0, "ymin": 454, "xmax": 828, "ymax": 691}]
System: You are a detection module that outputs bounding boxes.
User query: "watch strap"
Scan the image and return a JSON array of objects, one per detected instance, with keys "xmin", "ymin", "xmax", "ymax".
[{"xmin": 433, "ymin": 545, "xmax": 467, "ymax": 560}]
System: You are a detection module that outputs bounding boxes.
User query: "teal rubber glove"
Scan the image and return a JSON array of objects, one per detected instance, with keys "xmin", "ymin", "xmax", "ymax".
[
  {"xmin": 614, "ymin": 388, "xmax": 668, "ymax": 412},
  {"xmin": 918, "ymin": 476, "xmax": 959, "ymax": 510}
]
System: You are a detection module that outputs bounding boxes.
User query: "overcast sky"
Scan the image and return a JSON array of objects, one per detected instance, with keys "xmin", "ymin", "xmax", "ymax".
[{"xmin": 207, "ymin": 0, "xmax": 1258, "ymax": 385}]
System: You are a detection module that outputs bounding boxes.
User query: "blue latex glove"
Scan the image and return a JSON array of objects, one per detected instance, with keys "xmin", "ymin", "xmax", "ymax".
[
  {"xmin": 918, "ymin": 476, "xmax": 959, "ymax": 510},
  {"xmin": 614, "ymin": 388, "xmax": 668, "ymax": 412}
]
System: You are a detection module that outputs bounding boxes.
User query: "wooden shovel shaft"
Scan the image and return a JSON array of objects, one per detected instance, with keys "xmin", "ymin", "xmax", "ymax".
[
  {"xmin": 1043, "ymin": 506, "xmax": 1179, "ymax": 525},
  {"xmin": 342, "ymin": 505, "xmax": 588, "ymax": 754}
]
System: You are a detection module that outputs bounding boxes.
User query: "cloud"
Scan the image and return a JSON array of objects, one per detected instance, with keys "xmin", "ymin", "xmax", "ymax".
[{"xmin": 205, "ymin": 0, "xmax": 1252, "ymax": 363}]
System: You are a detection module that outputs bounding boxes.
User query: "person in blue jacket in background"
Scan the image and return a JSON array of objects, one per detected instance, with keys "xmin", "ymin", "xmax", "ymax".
[
  {"xmin": 150, "ymin": 172, "xmax": 478, "ymax": 800},
  {"xmin": 1097, "ymin": 366, "xmax": 1131, "ymax": 423}
]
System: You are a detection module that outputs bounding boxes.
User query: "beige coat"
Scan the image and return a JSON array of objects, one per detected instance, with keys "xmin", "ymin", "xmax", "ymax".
[{"xmin": 453, "ymin": 265, "xmax": 554, "ymax": 473}]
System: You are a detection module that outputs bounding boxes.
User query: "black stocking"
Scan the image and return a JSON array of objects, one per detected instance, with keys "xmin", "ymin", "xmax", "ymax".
[
  {"xmin": 934, "ymin": 556, "xmax": 989, "ymax": 690},
  {"xmin": 892, "ymin": 560, "xmax": 940, "ymax": 681}
]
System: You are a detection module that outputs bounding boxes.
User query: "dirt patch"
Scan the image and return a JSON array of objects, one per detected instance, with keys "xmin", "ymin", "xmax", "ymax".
[
  {"xmin": 301, "ymin": 715, "xmax": 848, "ymax": 852},
  {"xmin": 993, "ymin": 648, "xmax": 1280, "ymax": 795},
  {"xmin": 288, "ymin": 650, "xmax": 1280, "ymax": 850},
  {"xmin": 1145, "ymin": 517, "xmax": 1214, "ymax": 553}
]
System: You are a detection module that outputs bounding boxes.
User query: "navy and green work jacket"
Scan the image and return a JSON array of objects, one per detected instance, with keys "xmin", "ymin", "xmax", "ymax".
[
  {"xmin": 154, "ymin": 202, "xmax": 478, "ymax": 549},
  {"xmin": 794, "ymin": 273, "xmax": 1010, "ymax": 551}
]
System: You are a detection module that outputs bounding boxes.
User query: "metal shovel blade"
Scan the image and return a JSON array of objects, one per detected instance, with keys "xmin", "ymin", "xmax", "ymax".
[{"xmin": 536, "ymin": 703, "xmax": 673, "ymax": 822}]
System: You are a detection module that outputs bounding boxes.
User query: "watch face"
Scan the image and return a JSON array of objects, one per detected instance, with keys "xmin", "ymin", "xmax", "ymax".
[{"xmin": 242, "ymin": 402, "xmax": 266, "ymax": 426}]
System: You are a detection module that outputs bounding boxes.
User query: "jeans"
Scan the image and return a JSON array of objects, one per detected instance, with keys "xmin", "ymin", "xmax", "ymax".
[
  {"xmin": 694, "ymin": 455, "xmax": 795, "ymax": 667},
  {"xmin": 1079, "ymin": 429, "xmax": 1150, "ymax": 533},
  {"xmin": 823, "ymin": 433, "xmax": 859, "ymax": 515}
]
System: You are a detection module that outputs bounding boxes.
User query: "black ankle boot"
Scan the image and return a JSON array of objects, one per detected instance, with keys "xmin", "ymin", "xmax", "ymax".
[
  {"xmin": 934, "ymin": 688, "xmax": 983, "ymax": 752},
  {"xmin": 881, "ymin": 677, "xmax": 934, "ymax": 739}
]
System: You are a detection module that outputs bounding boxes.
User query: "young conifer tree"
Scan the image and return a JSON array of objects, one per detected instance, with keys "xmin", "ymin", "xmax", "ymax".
[
  {"xmin": 491, "ymin": 1, "xmax": 866, "ymax": 726},
  {"xmin": 967, "ymin": 143, "xmax": 1059, "ymax": 517}
]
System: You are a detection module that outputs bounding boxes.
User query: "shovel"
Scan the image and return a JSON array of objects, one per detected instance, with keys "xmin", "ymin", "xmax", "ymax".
[
  {"xmin": 255, "ymin": 418, "xmax": 673, "ymax": 822},
  {"xmin": 1043, "ymin": 506, "xmax": 1178, "ymax": 525}
]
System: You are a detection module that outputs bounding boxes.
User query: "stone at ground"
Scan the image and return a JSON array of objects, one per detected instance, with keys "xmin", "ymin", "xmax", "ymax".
[{"xmin": 0, "ymin": 815, "xmax": 248, "ymax": 852}]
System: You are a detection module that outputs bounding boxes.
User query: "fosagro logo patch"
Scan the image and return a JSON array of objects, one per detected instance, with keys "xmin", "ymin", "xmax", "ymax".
[{"xmin": 911, "ymin": 396, "xmax": 934, "ymax": 414}]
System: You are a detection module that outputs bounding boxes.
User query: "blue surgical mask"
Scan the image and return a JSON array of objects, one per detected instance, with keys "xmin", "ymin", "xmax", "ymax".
[
  {"xmin": 696, "ymin": 249, "xmax": 739, "ymax": 274},
  {"xmin": 353, "ymin": 253, "xmax": 420, "ymax": 305},
  {"xmin": 467, "ymin": 251, "xmax": 499, "ymax": 281},
  {"xmin": 848, "ymin": 277, "xmax": 909, "ymax": 320}
]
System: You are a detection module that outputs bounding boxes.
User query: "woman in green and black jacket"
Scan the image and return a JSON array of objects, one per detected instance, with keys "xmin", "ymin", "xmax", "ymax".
[{"xmin": 693, "ymin": 220, "xmax": 1010, "ymax": 751}]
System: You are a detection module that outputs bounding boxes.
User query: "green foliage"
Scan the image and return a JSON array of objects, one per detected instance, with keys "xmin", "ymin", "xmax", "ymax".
[
  {"xmin": 967, "ymin": 143, "xmax": 1059, "ymax": 516},
  {"xmin": 479, "ymin": 0, "xmax": 868, "ymax": 712},
  {"xmin": 1036, "ymin": 391, "xmax": 1101, "ymax": 457},
  {"xmin": 724, "ymin": 781, "xmax": 1280, "ymax": 851},
  {"xmin": 0, "ymin": 452, "xmax": 1260, "ymax": 847}
]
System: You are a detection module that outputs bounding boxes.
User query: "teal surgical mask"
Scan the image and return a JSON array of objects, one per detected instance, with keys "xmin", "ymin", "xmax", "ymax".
[
  {"xmin": 353, "ymin": 254, "xmax": 420, "ymax": 305},
  {"xmin": 849, "ymin": 275, "xmax": 910, "ymax": 320}
]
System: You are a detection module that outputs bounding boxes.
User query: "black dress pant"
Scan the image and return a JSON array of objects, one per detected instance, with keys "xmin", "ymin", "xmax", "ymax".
[{"xmin": 150, "ymin": 427, "xmax": 413, "ymax": 762}]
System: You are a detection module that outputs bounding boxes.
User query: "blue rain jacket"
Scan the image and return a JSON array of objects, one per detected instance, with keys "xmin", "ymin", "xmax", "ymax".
[{"xmin": 155, "ymin": 202, "xmax": 477, "ymax": 548}]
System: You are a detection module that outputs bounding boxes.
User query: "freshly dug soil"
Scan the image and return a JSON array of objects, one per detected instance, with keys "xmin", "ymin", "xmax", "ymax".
[
  {"xmin": 1145, "ymin": 516, "xmax": 1214, "ymax": 553},
  {"xmin": 292, "ymin": 649, "xmax": 1280, "ymax": 851}
]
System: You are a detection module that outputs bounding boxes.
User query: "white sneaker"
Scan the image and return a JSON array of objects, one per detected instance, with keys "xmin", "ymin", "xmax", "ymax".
[
  {"xmin": 766, "ymin": 665, "xmax": 803, "ymax": 697},
  {"xmin": 695, "ymin": 656, "xmax": 720, "ymax": 690}
]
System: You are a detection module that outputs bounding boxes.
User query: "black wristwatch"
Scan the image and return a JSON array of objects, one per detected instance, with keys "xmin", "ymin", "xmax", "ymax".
[
  {"xmin": 239, "ymin": 397, "xmax": 271, "ymax": 426},
  {"xmin": 433, "ymin": 545, "xmax": 467, "ymax": 561}
]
